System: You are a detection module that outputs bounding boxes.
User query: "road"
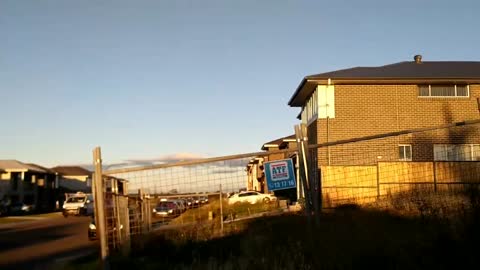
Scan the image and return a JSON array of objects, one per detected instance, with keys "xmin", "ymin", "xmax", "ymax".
[{"xmin": 0, "ymin": 213, "xmax": 97, "ymax": 270}]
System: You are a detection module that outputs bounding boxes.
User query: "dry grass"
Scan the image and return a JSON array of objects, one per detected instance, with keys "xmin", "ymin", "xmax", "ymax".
[
  {"xmin": 109, "ymin": 205, "xmax": 480, "ymax": 269},
  {"xmin": 67, "ymin": 187, "xmax": 480, "ymax": 269},
  {"xmin": 168, "ymin": 199, "xmax": 282, "ymax": 226}
]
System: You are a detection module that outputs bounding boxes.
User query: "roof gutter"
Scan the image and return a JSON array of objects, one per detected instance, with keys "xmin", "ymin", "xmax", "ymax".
[
  {"xmin": 315, "ymin": 77, "xmax": 480, "ymax": 84},
  {"xmin": 289, "ymin": 78, "xmax": 330, "ymax": 107}
]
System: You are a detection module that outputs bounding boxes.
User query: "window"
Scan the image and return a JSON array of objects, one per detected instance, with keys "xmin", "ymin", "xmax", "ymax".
[
  {"xmin": 418, "ymin": 85, "xmax": 469, "ymax": 97},
  {"xmin": 66, "ymin": 197, "xmax": 86, "ymax": 203},
  {"xmin": 434, "ymin": 144, "xmax": 480, "ymax": 161},
  {"xmin": 302, "ymin": 87, "xmax": 319, "ymax": 124},
  {"xmin": 399, "ymin": 145, "xmax": 412, "ymax": 161},
  {"xmin": 301, "ymin": 85, "xmax": 335, "ymax": 124}
]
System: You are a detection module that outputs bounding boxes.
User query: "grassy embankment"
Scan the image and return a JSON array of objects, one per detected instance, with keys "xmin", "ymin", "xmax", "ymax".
[{"xmin": 65, "ymin": 188, "xmax": 480, "ymax": 269}]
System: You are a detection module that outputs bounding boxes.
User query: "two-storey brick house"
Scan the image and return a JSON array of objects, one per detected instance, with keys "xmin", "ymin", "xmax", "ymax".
[{"xmin": 288, "ymin": 55, "xmax": 480, "ymax": 166}]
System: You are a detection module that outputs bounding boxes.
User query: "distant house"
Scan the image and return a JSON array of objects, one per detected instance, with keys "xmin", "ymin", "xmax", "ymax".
[
  {"xmin": 247, "ymin": 135, "xmax": 298, "ymax": 200},
  {"xmin": 261, "ymin": 134, "xmax": 298, "ymax": 153},
  {"xmin": 0, "ymin": 160, "xmax": 57, "ymax": 210},
  {"xmin": 51, "ymin": 166, "xmax": 92, "ymax": 192},
  {"xmin": 288, "ymin": 55, "xmax": 480, "ymax": 165}
]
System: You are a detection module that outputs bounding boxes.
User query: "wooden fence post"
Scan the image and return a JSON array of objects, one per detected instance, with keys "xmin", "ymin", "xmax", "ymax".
[
  {"xmin": 377, "ymin": 162, "xmax": 381, "ymax": 199},
  {"xmin": 93, "ymin": 147, "xmax": 109, "ymax": 270}
]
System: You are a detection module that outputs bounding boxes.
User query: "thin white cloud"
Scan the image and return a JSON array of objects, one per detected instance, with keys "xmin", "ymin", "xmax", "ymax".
[
  {"xmin": 64, "ymin": 153, "xmax": 207, "ymax": 172},
  {"xmin": 125, "ymin": 152, "xmax": 206, "ymax": 164}
]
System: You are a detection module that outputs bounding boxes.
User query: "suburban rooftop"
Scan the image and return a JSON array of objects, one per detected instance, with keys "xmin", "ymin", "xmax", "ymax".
[{"xmin": 289, "ymin": 56, "xmax": 480, "ymax": 106}]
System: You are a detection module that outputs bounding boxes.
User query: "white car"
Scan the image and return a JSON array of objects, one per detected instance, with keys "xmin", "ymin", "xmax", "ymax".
[
  {"xmin": 63, "ymin": 192, "xmax": 94, "ymax": 217},
  {"xmin": 227, "ymin": 191, "xmax": 277, "ymax": 205}
]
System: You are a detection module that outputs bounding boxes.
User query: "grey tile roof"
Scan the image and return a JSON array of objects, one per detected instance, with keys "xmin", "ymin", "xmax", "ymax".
[
  {"xmin": 306, "ymin": 61, "xmax": 480, "ymax": 79},
  {"xmin": 289, "ymin": 60, "xmax": 480, "ymax": 107}
]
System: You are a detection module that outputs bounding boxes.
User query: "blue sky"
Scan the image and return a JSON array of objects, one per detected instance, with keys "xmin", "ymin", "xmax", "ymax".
[{"xmin": 1, "ymin": 0, "xmax": 479, "ymax": 167}]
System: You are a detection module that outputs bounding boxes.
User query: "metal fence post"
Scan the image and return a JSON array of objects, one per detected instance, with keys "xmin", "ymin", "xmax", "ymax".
[
  {"xmin": 146, "ymin": 194, "xmax": 152, "ymax": 232},
  {"xmin": 113, "ymin": 179, "xmax": 122, "ymax": 247},
  {"xmin": 93, "ymin": 147, "xmax": 109, "ymax": 270},
  {"xmin": 301, "ymin": 124, "xmax": 320, "ymax": 226},
  {"xmin": 120, "ymin": 195, "xmax": 131, "ymax": 255},
  {"xmin": 138, "ymin": 189, "xmax": 145, "ymax": 232},
  {"xmin": 295, "ymin": 125, "xmax": 312, "ymax": 224},
  {"xmin": 219, "ymin": 184, "xmax": 224, "ymax": 235}
]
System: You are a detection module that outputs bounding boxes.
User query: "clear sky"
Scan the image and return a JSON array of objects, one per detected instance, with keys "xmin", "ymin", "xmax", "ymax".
[{"xmin": 1, "ymin": 0, "xmax": 479, "ymax": 167}]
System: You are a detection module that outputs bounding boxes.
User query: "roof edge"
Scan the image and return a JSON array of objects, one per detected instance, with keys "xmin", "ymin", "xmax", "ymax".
[
  {"xmin": 289, "ymin": 77, "xmax": 480, "ymax": 107},
  {"xmin": 288, "ymin": 77, "xmax": 308, "ymax": 106}
]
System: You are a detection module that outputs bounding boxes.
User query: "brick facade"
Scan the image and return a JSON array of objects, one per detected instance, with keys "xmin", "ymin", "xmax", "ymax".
[{"xmin": 311, "ymin": 84, "xmax": 480, "ymax": 165}]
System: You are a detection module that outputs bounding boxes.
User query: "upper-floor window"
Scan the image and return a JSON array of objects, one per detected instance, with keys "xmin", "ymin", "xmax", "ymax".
[
  {"xmin": 418, "ymin": 85, "xmax": 469, "ymax": 97},
  {"xmin": 302, "ymin": 88, "xmax": 319, "ymax": 124},
  {"xmin": 301, "ymin": 85, "xmax": 336, "ymax": 124}
]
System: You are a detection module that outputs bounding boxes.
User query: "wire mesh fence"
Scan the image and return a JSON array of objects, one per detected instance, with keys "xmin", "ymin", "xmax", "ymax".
[
  {"xmin": 94, "ymin": 120, "xmax": 480, "ymax": 257},
  {"xmin": 98, "ymin": 150, "xmax": 299, "ymax": 251},
  {"xmin": 308, "ymin": 121, "xmax": 480, "ymax": 218}
]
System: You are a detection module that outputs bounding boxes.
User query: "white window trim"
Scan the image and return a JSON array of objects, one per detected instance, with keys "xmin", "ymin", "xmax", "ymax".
[
  {"xmin": 398, "ymin": 144, "xmax": 412, "ymax": 161},
  {"xmin": 418, "ymin": 85, "xmax": 470, "ymax": 98},
  {"xmin": 303, "ymin": 88, "xmax": 319, "ymax": 124}
]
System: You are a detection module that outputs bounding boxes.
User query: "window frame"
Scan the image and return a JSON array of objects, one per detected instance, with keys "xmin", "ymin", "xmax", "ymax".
[
  {"xmin": 433, "ymin": 144, "xmax": 480, "ymax": 161},
  {"xmin": 303, "ymin": 87, "xmax": 319, "ymax": 125},
  {"xmin": 418, "ymin": 84, "xmax": 469, "ymax": 98},
  {"xmin": 398, "ymin": 144, "xmax": 412, "ymax": 161}
]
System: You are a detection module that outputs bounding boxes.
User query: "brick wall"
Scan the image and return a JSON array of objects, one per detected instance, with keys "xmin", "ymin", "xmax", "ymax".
[{"xmin": 311, "ymin": 84, "xmax": 480, "ymax": 165}]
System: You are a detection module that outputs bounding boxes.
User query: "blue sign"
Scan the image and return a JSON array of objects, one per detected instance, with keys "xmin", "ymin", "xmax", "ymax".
[{"xmin": 264, "ymin": 158, "xmax": 296, "ymax": 191}]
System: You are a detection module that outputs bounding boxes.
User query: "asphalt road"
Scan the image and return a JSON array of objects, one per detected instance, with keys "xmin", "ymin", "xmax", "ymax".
[{"xmin": 0, "ymin": 213, "xmax": 98, "ymax": 270}]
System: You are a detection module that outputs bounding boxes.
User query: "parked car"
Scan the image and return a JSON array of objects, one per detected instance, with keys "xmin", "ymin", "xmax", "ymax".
[
  {"xmin": 185, "ymin": 197, "xmax": 195, "ymax": 208},
  {"xmin": 227, "ymin": 191, "xmax": 277, "ymax": 205},
  {"xmin": 152, "ymin": 201, "xmax": 182, "ymax": 217},
  {"xmin": 199, "ymin": 196, "xmax": 209, "ymax": 204},
  {"xmin": 88, "ymin": 218, "xmax": 97, "ymax": 240},
  {"xmin": 191, "ymin": 197, "xmax": 201, "ymax": 207},
  {"xmin": 0, "ymin": 203, "xmax": 7, "ymax": 216},
  {"xmin": 9, "ymin": 202, "xmax": 35, "ymax": 215},
  {"xmin": 88, "ymin": 218, "xmax": 124, "ymax": 241},
  {"xmin": 194, "ymin": 197, "xmax": 201, "ymax": 205},
  {"xmin": 63, "ymin": 192, "xmax": 93, "ymax": 217},
  {"xmin": 173, "ymin": 199, "xmax": 187, "ymax": 213}
]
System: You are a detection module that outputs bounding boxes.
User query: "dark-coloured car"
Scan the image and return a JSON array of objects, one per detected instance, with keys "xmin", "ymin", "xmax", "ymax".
[
  {"xmin": 152, "ymin": 201, "xmax": 181, "ymax": 217},
  {"xmin": 173, "ymin": 199, "xmax": 187, "ymax": 213},
  {"xmin": 9, "ymin": 202, "xmax": 35, "ymax": 215},
  {"xmin": 0, "ymin": 203, "xmax": 7, "ymax": 216},
  {"xmin": 192, "ymin": 197, "xmax": 201, "ymax": 207},
  {"xmin": 185, "ymin": 197, "xmax": 195, "ymax": 208},
  {"xmin": 199, "ymin": 196, "xmax": 209, "ymax": 204},
  {"xmin": 88, "ymin": 219, "xmax": 97, "ymax": 240},
  {"xmin": 89, "ymin": 206, "xmax": 134, "ymax": 241}
]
